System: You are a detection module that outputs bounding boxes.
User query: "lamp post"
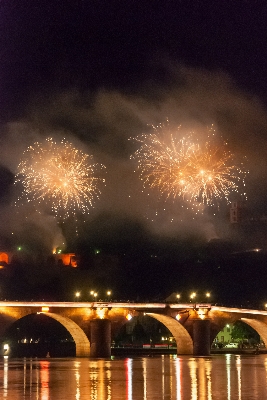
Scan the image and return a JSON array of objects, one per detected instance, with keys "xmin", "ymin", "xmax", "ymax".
[
  {"xmin": 75, "ymin": 291, "xmax": 80, "ymax": 301},
  {"xmin": 190, "ymin": 292, "xmax": 196, "ymax": 301},
  {"xmin": 90, "ymin": 290, "xmax": 95, "ymax": 298}
]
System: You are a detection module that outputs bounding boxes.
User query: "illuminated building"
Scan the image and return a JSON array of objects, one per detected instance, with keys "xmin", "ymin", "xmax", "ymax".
[
  {"xmin": 54, "ymin": 253, "xmax": 78, "ymax": 268},
  {"xmin": 0, "ymin": 252, "xmax": 11, "ymax": 269}
]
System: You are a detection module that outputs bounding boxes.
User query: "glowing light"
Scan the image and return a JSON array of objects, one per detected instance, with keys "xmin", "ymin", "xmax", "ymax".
[
  {"xmin": 131, "ymin": 122, "xmax": 247, "ymax": 205},
  {"xmin": 126, "ymin": 313, "xmax": 132, "ymax": 321},
  {"xmin": 96, "ymin": 308, "xmax": 105, "ymax": 319},
  {"xmin": 176, "ymin": 313, "xmax": 181, "ymax": 321},
  {"xmin": 41, "ymin": 307, "xmax": 50, "ymax": 313},
  {"xmin": 197, "ymin": 308, "xmax": 208, "ymax": 319},
  {"xmin": 198, "ymin": 312, "xmax": 206, "ymax": 320},
  {"xmin": 15, "ymin": 137, "xmax": 106, "ymax": 219}
]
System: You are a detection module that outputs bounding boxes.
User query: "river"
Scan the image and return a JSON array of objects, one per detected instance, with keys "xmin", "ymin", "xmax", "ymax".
[{"xmin": 0, "ymin": 353, "xmax": 267, "ymax": 399}]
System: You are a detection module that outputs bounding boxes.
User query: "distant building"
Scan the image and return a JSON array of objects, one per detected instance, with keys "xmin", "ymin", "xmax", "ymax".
[
  {"xmin": 0, "ymin": 252, "xmax": 9, "ymax": 268},
  {"xmin": 230, "ymin": 201, "xmax": 245, "ymax": 224},
  {"xmin": 54, "ymin": 253, "xmax": 78, "ymax": 268},
  {"xmin": 215, "ymin": 323, "xmax": 233, "ymax": 343}
]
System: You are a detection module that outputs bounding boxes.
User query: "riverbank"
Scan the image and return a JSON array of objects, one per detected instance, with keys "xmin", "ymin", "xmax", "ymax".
[
  {"xmin": 111, "ymin": 347, "xmax": 267, "ymax": 356},
  {"xmin": 111, "ymin": 347, "xmax": 176, "ymax": 356}
]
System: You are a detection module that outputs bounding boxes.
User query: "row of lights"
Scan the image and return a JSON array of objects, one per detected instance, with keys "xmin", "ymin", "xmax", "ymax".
[
  {"xmin": 75, "ymin": 290, "xmax": 112, "ymax": 299},
  {"xmin": 74, "ymin": 291, "xmax": 211, "ymax": 301},
  {"xmin": 176, "ymin": 292, "xmax": 211, "ymax": 300}
]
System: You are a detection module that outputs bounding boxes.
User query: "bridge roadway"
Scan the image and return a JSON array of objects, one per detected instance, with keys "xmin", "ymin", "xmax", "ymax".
[{"xmin": 1, "ymin": 301, "xmax": 267, "ymax": 357}]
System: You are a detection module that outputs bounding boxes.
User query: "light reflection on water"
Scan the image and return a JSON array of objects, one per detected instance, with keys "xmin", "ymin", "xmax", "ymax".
[{"xmin": 1, "ymin": 354, "xmax": 267, "ymax": 399}]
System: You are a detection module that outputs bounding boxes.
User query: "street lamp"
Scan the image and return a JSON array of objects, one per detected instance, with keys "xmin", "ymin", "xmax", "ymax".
[
  {"xmin": 206, "ymin": 292, "xmax": 211, "ymax": 299},
  {"xmin": 190, "ymin": 292, "xmax": 196, "ymax": 300},
  {"xmin": 75, "ymin": 292, "xmax": 80, "ymax": 301},
  {"xmin": 176, "ymin": 294, "xmax": 181, "ymax": 301}
]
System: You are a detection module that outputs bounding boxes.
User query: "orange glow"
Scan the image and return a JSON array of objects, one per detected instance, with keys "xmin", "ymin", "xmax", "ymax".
[
  {"xmin": 0, "ymin": 252, "xmax": 9, "ymax": 264},
  {"xmin": 42, "ymin": 307, "xmax": 50, "ymax": 313},
  {"xmin": 55, "ymin": 253, "xmax": 78, "ymax": 267},
  {"xmin": 40, "ymin": 361, "xmax": 50, "ymax": 400}
]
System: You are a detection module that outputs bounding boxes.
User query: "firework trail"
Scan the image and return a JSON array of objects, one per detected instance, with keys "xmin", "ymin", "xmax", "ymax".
[
  {"xmin": 131, "ymin": 122, "xmax": 247, "ymax": 205},
  {"xmin": 15, "ymin": 138, "xmax": 105, "ymax": 219}
]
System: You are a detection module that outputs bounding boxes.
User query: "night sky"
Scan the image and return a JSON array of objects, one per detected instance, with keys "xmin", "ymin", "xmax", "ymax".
[{"xmin": 1, "ymin": 1, "xmax": 267, "ymax": 304}]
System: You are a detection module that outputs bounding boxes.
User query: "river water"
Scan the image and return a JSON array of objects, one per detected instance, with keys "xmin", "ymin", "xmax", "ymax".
[{"xmin": 0, "ymin": 354, "xmax": 267, "ymax": 399}]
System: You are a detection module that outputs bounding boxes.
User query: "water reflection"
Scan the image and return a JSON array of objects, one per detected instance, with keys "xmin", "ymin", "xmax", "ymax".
[
  {"xmin": 189, "ymin": 358, "xmax": 198, "ymax": 399},
  {"xmin": 126, "ymin": 358, "xmax": 133, "ymax": 400},
  {"xmin": 175, "ymin": 357, "xmax": 182, "ymax": 400},
  {"xmin": 40, "ymin": 360, "xmax": 50, "ymax": 400},
  {"xmin": 89, "ymin": 361, "xmax": 98, "ymax": 400},
  {"xmin": 142, "ymin": 358, "xmax": 147, "ymax": 400},
  {"xmin": 236, "ymin": 355, "xmax": 241, "ymax": 400},
  {"xmin": 1, "ymin": 354, "xmax": 267, "ymax": 399},
  {"xmin": 205, "ymin": 359, "xmax": 212, "ymax": 400},
  {"xmin": 226, "ymin": 354, "xmax": 231, "ymax": 400},
  {"xmin": 3, "ymin": 356, "xmax": 8, "ymax": 398},
  {"xmin": 74, "ymin": 361, "xmax": 80, "ymax": 400}
]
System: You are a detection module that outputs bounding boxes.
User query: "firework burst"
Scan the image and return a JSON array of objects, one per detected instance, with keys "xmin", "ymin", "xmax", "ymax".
[
  {"xmin": 131, "ymin": 122, "xmax": 247, "ymax": 204},
  {"xmin": 15, "ymin": 138, "xmax": 105, "ymax": 219}
]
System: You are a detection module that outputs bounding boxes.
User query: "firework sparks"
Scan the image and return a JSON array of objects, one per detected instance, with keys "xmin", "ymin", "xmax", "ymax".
[
  {"xmin": 131, "ymin": 122, "xmax": 247, "ymax": 204},
  {"xmin": 15, "ymin": 138, "xmax": 105, "ymax": 219}
]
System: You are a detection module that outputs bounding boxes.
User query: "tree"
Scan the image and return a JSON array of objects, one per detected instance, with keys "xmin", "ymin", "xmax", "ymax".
[{"xmin": 231, "ymin": 321, "xmax": 260, "ymax": 343}]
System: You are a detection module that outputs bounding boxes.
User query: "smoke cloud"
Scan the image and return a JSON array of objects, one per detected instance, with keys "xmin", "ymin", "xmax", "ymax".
[{"xmin": 1, "ymin": 64, "xmax": 267, "ymax": 253}]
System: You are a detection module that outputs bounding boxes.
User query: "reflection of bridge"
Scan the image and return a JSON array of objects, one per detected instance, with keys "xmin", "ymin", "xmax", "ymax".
[{"xmin": 1, "ymin": 301, "xmax": 267, "ymax": 357}]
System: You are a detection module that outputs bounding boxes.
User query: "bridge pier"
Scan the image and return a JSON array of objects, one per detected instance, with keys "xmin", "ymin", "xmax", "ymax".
[
  {"xmin": 90, "ymin": 319, "xmax": 111, "ymax": 358},
  {"xmin": 193, "ymin": 319, "xmax": 211, "ymax": 356}
]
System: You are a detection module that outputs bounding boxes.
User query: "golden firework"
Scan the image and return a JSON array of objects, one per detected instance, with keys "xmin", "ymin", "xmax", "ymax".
[
  {"xmin": 131, "ymin": 123, "xmax": 247, "ymax": 204},
  {"xmin": 15, "ymin": 138, "xmax": 105, "ymax": 218}
]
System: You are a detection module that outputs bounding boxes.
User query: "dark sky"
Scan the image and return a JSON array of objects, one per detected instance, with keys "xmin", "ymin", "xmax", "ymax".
[
  {"xmin": 1, "ymin": 0, "xmax": 267, "ymax": 114},
  {"xmin": 1, "ymin": 0, "xmax": 267, "ymax": 256}
]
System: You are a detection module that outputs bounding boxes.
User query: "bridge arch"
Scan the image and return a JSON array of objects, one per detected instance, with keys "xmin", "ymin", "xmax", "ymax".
[
  {"xmin": 241, "ymin": 318, "xmax": 267, "ymax": 346},
  {"xmin": 3, "ymin": 311, "xmax": 90, "ymax": 357},
  {"xmin": 40, "ymin": 312, "xmax": 90, "ymax": 357},
  {"xmin": 146, "ymin": 313, "xmax": 193, "ymax": 354}
]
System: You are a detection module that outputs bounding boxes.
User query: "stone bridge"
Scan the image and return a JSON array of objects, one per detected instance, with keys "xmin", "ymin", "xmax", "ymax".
[{"xmin": 1, "ymin": 301, "xmax": 267, "ymax": 357}]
